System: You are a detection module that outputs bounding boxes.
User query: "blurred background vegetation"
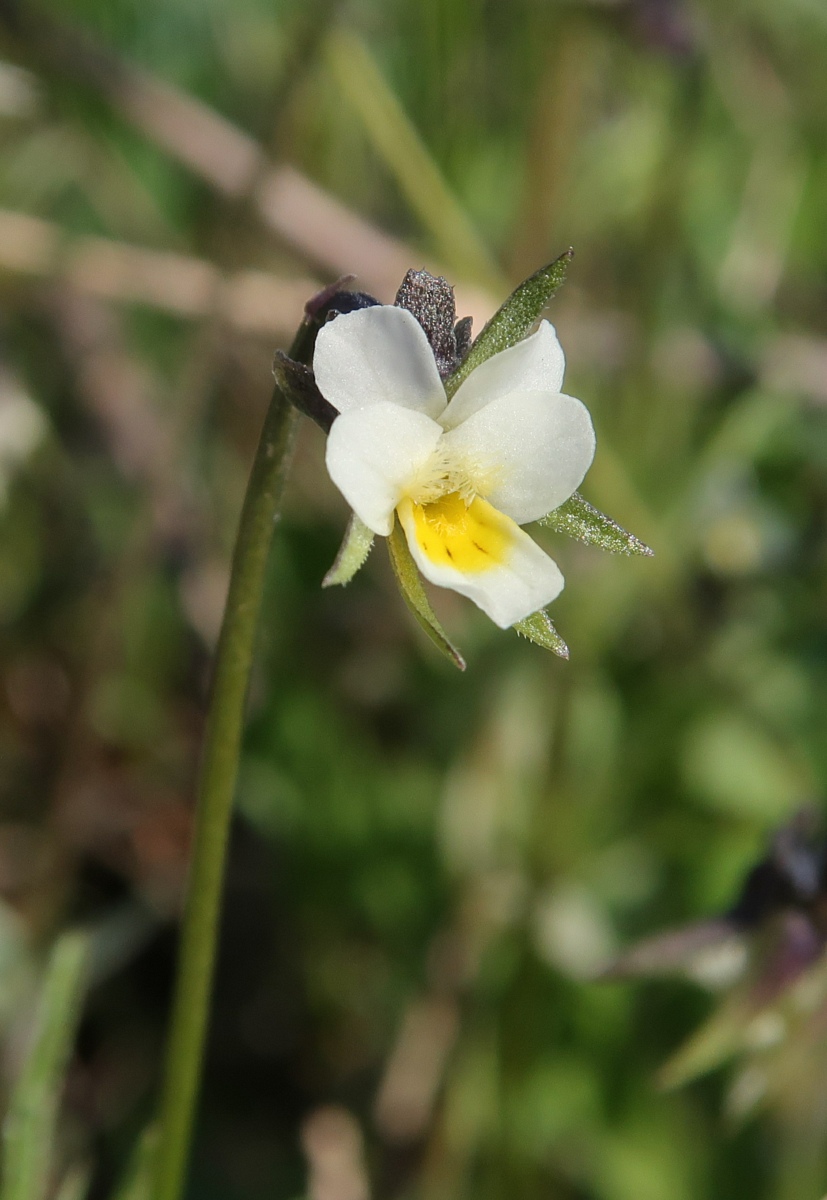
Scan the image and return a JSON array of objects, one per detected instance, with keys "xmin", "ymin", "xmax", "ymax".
[{"xmin": 0, "ymin": 0, "xmax": 826, "ymax": 1196}]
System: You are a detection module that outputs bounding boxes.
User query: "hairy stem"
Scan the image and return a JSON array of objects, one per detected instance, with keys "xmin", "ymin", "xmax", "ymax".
[{"xmin": 153, "ymin": 318, "xmax": 316, "ymax": 1200}]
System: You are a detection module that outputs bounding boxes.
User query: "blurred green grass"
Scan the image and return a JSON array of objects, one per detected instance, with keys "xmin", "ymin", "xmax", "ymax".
[{"xmin": 0, "ymin": 0, "xmax": 826, "ymax": 1197}]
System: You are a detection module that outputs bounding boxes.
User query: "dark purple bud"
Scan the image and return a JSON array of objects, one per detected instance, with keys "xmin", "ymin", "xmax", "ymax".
[
  {"xmin": 304, "ymin": 276, "xmax": 380, "ymax": 325},
  {"xmin": 729, "ymin": 810, "xmax": 824, "ymax": 928},
  {"xmin": 322, "ymin": 291, "xmax": 380, "ymax": 319}
]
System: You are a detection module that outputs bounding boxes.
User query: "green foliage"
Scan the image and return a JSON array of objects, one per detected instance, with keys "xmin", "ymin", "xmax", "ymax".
[
  {"xmin": 110, "ymin": 1127, "xmax": 157, "ymax": 1200},
  {"xmin": 53, "ymin": 1165, "xmax": 92, "ymax": 1200},
  {"xmin": 2, "ymin": 931, "xmax": 90, "ymax": 1200}
]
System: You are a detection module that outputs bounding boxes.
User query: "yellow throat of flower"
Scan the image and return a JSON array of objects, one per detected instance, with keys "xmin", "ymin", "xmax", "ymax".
[{"xmin": 398, "ymin": 491, "xmax": 512, "ymax": 573}]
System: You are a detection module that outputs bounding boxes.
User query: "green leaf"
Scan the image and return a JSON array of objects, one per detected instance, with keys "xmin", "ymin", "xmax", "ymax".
[
  {"xmin": 387, "ymin": 521, "xmax": 466, "ymax": 670},
  {"xmin": 111, "ymin": 1126, "xmax": 158, "ymax": 1200},
  {"xmin": 322, "ymin": 513, "xmax": 375, "ymax": 587},
  {"xmin": 512, "ymin": 609, "xmax": 569, "ymax": 659},
  {"xmin": 536, "ymin": 492, "xmax": 653, "ymax": 556},
  {"xmin": 444, "ymin": 250, "xmax": 573, "ymax": 399},
  {"xmin": 2, "ymin": 929, "xmax": 90, "ymax": 1200}
]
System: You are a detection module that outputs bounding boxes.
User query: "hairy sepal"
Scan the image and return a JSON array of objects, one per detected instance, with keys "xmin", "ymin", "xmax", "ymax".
[
  {"xmin": 387, "ymin": 521, "xmax": 466, "ymax": 671},
  {"xmin": 272, "ymin": 351, "xmax": 337, "ymax": 433},
  {"xmin": 537, "ymin": 492, "xmax": 653, "ymax": 556},
  {"xmin": 323, "ymin": 513, "xmax": 375, "ymax": 587},
  {"xmin": 444, "ymin": 250, "xmax": 573, "ymax": 399},
  {"xmin": 512, "ymin": 609, "xmax": 569, "ymax": 659},
  {"xmin": 656, "ymin": 1000, "xmax": 748, "ymax": 1092}
]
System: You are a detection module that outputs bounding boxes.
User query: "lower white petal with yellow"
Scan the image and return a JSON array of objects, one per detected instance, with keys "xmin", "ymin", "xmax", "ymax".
[{"xmin": 397, "ymin": 492, "xmax": 564, "ymax": 629}]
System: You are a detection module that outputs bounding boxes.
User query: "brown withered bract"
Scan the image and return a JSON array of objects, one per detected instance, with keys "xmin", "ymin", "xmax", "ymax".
[{"xmin": 394, "ymin": 269, "xmax": 472, "ymax": 381}]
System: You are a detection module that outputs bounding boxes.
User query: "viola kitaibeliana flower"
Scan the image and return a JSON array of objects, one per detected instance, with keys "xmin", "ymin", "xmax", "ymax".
[
  {"xmin": 274, "ymin": 257, "xmax": 652, "ymax": 667},
  {"xmin": 317, "ymin": 300, "xmax": 595, "ymax": 628}
]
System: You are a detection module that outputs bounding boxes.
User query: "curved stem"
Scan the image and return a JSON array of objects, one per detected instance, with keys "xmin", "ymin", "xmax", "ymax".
[{"xmin": 153, "ymin": 321, "xmax": 313, "ymax": 1200}]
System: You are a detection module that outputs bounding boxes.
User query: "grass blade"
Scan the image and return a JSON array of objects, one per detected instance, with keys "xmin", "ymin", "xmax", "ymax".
[
  {"xmin": 111, "ymin": 1126, "xmax": 158, "ymax": 1200},
  {"xmin": 326, "ymin": 29, "xmax": 504, "ymax": 292},
  {"xmin": 2, "ymin": 930, "xmax": 90, "ymax": 1200}
]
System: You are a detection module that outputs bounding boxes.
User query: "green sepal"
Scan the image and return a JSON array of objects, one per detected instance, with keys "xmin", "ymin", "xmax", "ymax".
[
  {"xmin": 656, "ymin": 997, "xmax": 749, "ymax": 1091},
  {"xmin": 387, "ymin": 521, "xmax": 466, "ymax": 670},
  {"xmin": 537, "ymin": 492, "xmax": 653, "ymax": 557},
  {"xmin": 444, "ymin": 250, "xmax": 573, "ymax": 399},
  {"xmin": 323, "ymin": 513, "xmax": 375, "ymax": 587},
  {"xmin": 272, "ymin": 350, "xmax": 337, "ymax": 433},
  {"xmin": 512, "ymin": 609, "xmax": 569, "ymax": 659}
]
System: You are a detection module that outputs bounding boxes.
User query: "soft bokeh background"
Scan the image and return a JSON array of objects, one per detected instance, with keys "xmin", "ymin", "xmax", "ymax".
[{"xmin": 0, "ymin": 0, "xmax": 826, "ymax": 1196}]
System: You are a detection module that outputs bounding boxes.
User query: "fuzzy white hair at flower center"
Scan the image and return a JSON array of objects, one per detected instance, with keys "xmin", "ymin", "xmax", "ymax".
[{"xmin": 404, "ymin": 442, "xmax": 502, "ymax": 508}]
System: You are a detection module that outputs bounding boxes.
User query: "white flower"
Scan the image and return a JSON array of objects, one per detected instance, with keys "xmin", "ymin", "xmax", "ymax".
[{"xmin": 314, "ymin": 305, "xmax": 596, "ymax": 629}]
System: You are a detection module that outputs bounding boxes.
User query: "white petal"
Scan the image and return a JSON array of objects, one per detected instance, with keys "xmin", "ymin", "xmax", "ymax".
[
  {"xmin": 397, "ymin": 493, "xmax": 564, "ymax": 629},
  {"xmin": 443, "ymin": 389, "xmax": 595, "ymax": 525},
  {"xmin": 314, "ymin": 306, "xmax": 446, "ymax": 417},
  {"xmin": 441, "ymin": 320, "xmax": 565, "ymax": 428},
  {"xmin": 326, "ymin": 403, "xmax": 443, "ymax": 536}
]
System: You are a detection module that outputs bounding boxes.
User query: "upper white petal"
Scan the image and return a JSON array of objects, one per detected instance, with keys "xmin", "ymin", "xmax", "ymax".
[
  {"xmin": 441, "ymin": 320, "xmax": 565, "ymax": 429},
  {"xmin": 443, "ymin": 389, "xmax": 595, "ymax": 525},
  {"xmin": 325, "ymin": 403, "xmax": 443, "ymax": 536},
  {"xmin": 314, "ymin": 306, "xmax": 446, "ymax": 418},
  {"xmin": 397, "ymin": 497, "xmax": 565, "ymax": 628}
]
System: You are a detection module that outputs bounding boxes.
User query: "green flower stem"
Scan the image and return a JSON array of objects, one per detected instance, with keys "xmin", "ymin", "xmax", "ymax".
[{"xmin": 153, "ymin": 317, "xmax": 316, "ymax": 1200}]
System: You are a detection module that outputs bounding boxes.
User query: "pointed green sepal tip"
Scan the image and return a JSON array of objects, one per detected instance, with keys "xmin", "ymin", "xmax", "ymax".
[
  {"xmin": 655, "ymin": 999, "xmax": 748, "ymax": 1092},
  {"xmin": 444, "ymin": 250, "xmax": 573, "ymax": 399},
  {"xmin": 387, "ymin": 521, "xmax": 466, "ymax": 671},
  {"xmin": 513, "ymin": 609, "xmax": 570, "ymax": 659},
  {"xmin": 537, "ymin": 492, "xmax": 653, "ymax": 557},
  {"xmin": 323, "ymin": 512, "xmax": 375, "ymax": 587}
]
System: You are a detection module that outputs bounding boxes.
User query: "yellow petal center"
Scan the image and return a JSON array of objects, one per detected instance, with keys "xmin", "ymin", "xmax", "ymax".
[{"xmin": 399, "ymin": 491, "xmax": 511, "ymax": 573}]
